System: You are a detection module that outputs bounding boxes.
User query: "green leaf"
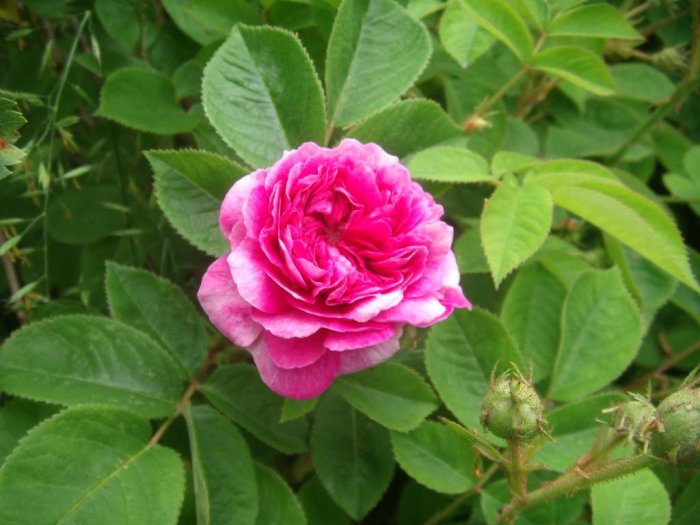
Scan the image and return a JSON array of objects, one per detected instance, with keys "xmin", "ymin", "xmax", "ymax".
[
  {"xmin": 0, "ymin": 407, "xmax": 185, "ymax": 525},
  {"xmin": 532, "ymin": 392, "xmax": 626, "ymax": 471},
  {"xmin": 454, "ymin": 223, "xmax": 489, "ymax": 274},
  {"xmin": 459, "ymin": 0, "xmax": 533, "ymax": 61},
  {"xmin": 390, "ymin": 420, "xmax": 475, "ymax": 494},
  {"xmin": 0, "ymin": 316, "xmax": 183, "ymax": 418},
  {"xmin": 311, "ymin": 394, "xmax": 394, "ymax": 520},
  {"xmin": 98, "ymin": 68, "xmax": 199, "ymax": 134},
  {"xmin": 532, "ymin": 175, "xmax": 699, "ymax": 292},
  {"xmin": 501, "ymin": 263, "xmax": 566, "ymax": 382},
  {"xmin": 407, "ymin": 146, "xmax": 492, "ymax": 183},
  {"xmin": 0, "ymin": 98, "xmax": 27, "ymax": 140},
  {"xmin": 439, "ymin": 0, "xmax": 495, "ymax": 67},
  {"xmin": 592, "ymin": 470, "xmax": 670, "ymax": 525},
  {"xmin": 611, "ymin": 64, "xmax": 675, "ymax": 103},
  {"xmin": 672, "ymin": 473, "xmax": 700, "ymax": 525},
  {"xmin": 280, "ymin": 397, "xmax": 318, "ymax": 423},
  {"xmin": 532, "ymin": 46, "xmax": 616, "ymax": 96},
  {"xmin": 0, "ymin": 399, "xmax": 57, "ymax": 464},
  {"xmin": 548, "ymin": 269, "xmax": 642, "ymax": 401},
  {"xmin": 348, "ymin": 99, "xmax": 462, "ymax": 158},
  {"xmin": 512, "ymin": 0, "xmax": 549, "ymax": 30},
  {"xmin": 326, "ymin": 0, "xmax": 431, "ymax": 127},
  {"xmin": 254, "ymin": 463, "xmax": 307, "ymax": 525},
  {"xmin": 95, "ymin": 0, "xmax": 139, "ymax": 50},
  {"xmin": 185, "ymin": 405, "xmax": 258, "ymax": 525},
  {"xmin": 200, "ymin": 365, "xmax": 309, "ymax": 454},
  {"xmin": 298, "ymin": 476, "xmax": 351, "ymax": 525},
  {"xmin": 425, "ymin": 308, "xmax": 523, "ymax": 430},
  {"xmin": 549, "ymin": 3, "xmax": 642, "ymax": 40},
  {"xmin": 202, "ymin": 25, "xmax": 325, "ymax": 168},
  {"xmin": 163, "ymin": 0, "xmax": 260, "ymax": 45},
  {"xmin": 491, "ymin": 151, "xmax": 541, "ymax": 176},
  {"xmin": 47, "ymin": 185, "xmax": 126, "ymax": 245},
  {"xmin": 481, "ymin": 177, "xmax": 553, "ymax": 286},
  {"xmin": 333, "ymin": 363, "xmax": 438, "ymax": 432},
  {"xmin": 146, "ymin": 149, "xmax": 246, "ymax": 256},
  {"xmin": 106, "ymin": 262, "xmax": 208, "ymax": 378}
]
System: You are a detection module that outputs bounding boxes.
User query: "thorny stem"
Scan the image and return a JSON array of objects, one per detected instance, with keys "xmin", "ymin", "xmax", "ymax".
[
  {"xmin": 497, "ymin": 454, "xmax": 659, "ymax": 523},
  {"xmin": 423, "ymin": 463, "xmax": 499, "ymax": 525},
  {"xmin": 148, "ymin": 351, "xmax": 218, "ymax": 446},
  {"xmin": 507, "ymin": 442, "xmax": 528, "ymax": 500}
]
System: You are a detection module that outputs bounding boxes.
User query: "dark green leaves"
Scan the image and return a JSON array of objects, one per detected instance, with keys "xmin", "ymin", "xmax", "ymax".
[
  {"xmin": 0, "ymin": 407, "xmax": 185, "ymax": 525},
  {"xmin": 391, "ymin": 421, "xmax": 476, "ymax": 494},
  {"xmin": 106, "ymin": 262, "xmax": 207, "ymax": 378},
  {"xmin": 200, "ymin": 365, "xmax": 309, "ymax": 454},
  {"xmin": 481, "ymin": 177, "xmax": 553, "ymax": 286},
  {"xmin": 146, "ymin": 149, "xmax": 246, "ymax": 255},
  {"xmin": 203, "ymin": 25, "xmax": 325, "ymax": 168},
  {"xmin": 98, "ymin": 68, "xmax": 199, "ymax": 134},
  {"xmin": 326, "ymin": 0, "xmax": 431, "ymax": 127},
  {"xmin": 548, "ymin": 270, "xmax": 642, "ymax": 401},
  {"xmin": 254, "ymin": 464, "xmax": 307, "ymax": 525},
  {"xmin": 333, "ymin": 363, "xmax": 438, "ymax": 431},
  {"xmin": 185, "ymin": 405, "xmax": 258, "ymax": 525},
  {"xmin": 0, "ymin": 316, "xmax": 183, "ymax": 418},
  {"xmin": 312, "ymin": 394, "xmax": 394, "ymax": 520}
]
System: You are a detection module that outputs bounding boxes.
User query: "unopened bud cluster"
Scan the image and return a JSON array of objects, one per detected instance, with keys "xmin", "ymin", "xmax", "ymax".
[{"xmin": 480, "ymin": 370, "xmax": 546, "ymax": 442}]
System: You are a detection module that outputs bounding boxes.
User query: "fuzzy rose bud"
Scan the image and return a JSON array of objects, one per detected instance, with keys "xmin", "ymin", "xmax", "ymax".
[
  {"xmin": 609, "ymin": 397, "xmax": 656, "ymax": 445},
  {"xmin": 198, "ymin": 140, "xmax": 470, "ymax": 399},
  {"xmin": 651, "ymin": 388, "xmax": 700, "ymax": 467},
  {"xmin": 480, "ymin": 371, "xmax": 544, "ymax": 441}
]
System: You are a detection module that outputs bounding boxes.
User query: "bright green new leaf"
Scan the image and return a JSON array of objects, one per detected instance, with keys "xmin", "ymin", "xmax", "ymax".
[
  {"xmin": 491, "ymin": 151, "xmax": 541, "ymax": 176},
  {"xmin": 0, "ymin": 407, "xmax": 184, "ymax": 524},
  {"xmin": 185, "ymin": 405, "xmax": 258, "ymax": 525},
  {"xmin": 47, "ymin": 185, "xmax": 126, "ymax": 245},
  {"xmin": 548, "ymin": 269, "xmax": 642, "ymax": 401},
  {"xmin": 333, "ymin": 363, "xmax": 438, "ymax": 432},
  {"xmin": 592, "ymin": 470, "xmax": 671, "ymax": 525},
  {"xmin": 98, "ymin": 68, "xmax": 199, "ymax": 134},
  {"xmin": 106, "ymin": 262, "xmax": 208, "ymax": 378},
  {"xmin": 254, "ymin": 464, "xmax": 307, "ymax": 525},
  {"xmin": 146, "ymin": 149, "xmax": 247, "ymax": 256},
  {"xmin": 163, "ymin": 0, "xmax": 260, "ymax": 45},
  {"xmin": 390, "ymin": 421, "xmax": 476, "ymax": 494},
  {"xmin": 425, "ymin": 308, "xmax": 523, "ymax": 430},
  {"xmin": 311, "ymin": 394, "xmax": 394, "ymax": 520},
  {"xmin": 200, "ymin": 365, "xmax": 309, "ymax": 454},
  {"xmin": 0, "ymin": 315, "xmax": 183, "ymax": 418},
  {"xmin": 481, "ymin": 177, "xmax": 553, "ymax": 286},
  {"xmin": 501, "ymin": 263, "xmax": 566, "ymax": 382},
  {"xmin": 459, "ymin": 0, "xmax": 533, "ymax": 61},
  {"xmin": 439, "ymin": 0, "xmax": 495, "ymax": 67},
  {"xmin": 203, "ymin": 25, "xmax": 325, "ymax": 168},
  {"xmin": 407, "ymin": 146, "xmax": 492, "ymax": 183},
  {"xmin": 512, "ymin": 0, "xmax": 549, "ymax": 30},
  {"xmin": 326, "ymin": 0, "xmax": 431, "ymax": 127},
  {"xmin": 532, "ymin": 46, "xmax": 616, "ymax": 96},
  {"xmin": 348, "ymin": 99, "xmax": 462, "ymax": 158},
  {"xmin": 549, "ymin": 3, "xmax": 642, "ymax": 40}
]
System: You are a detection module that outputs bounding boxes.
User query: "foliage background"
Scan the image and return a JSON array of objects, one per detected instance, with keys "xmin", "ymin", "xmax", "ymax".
[{"xmin": 0, "ymin": 0, "xmax": 699, "ymax": 524}]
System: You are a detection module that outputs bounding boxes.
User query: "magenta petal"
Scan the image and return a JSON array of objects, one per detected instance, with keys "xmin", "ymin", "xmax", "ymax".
[
  {"xmin": 251, "ymin": 309, "xmax": 323, "ymax": 338},
  {"xmin": 264, "ymin": 331, "xmax": 328, "ymax": 369},
  {"xmin": 325, "ymin": 326, "xmax": 397, "ymax": 351},
  {"xmin": 197, "ymin": 256, "xmax": 262, "ymax": 347},
  {"xmin": 338, "ymin": 328, "xmax": 403, "ymax": 375},
  {"xmin": 374, "ymin": 296, "xmax": 447, "ymax": 326},
  {"xmin": 251, "ymin": 339, "xmax": 340, "ymax": 399},
  {"xmin": 228, "ymin": 239, "xmax": 289, "ymax": 314},
  {"xmin": 219, "ymin": 169, "xmax": 266, "ymax": 237}
]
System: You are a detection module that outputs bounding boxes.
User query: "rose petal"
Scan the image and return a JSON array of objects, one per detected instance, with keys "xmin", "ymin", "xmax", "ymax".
[
  {"xmin": 374, "ymin": 296, "xmax": 447, "ymax": 326},
  {"xmin": 228, "ymin": 239, "xmax": 289, "ymax": 314},
  {"xmin": 251, "ymin": 338, "xmax": 340, "ymax": 399},
  {"xmin": 197, "ymin": 256, "xmax": 262, "ymax": 347},
  {"xmin": 338, "ymin": 328, "xmax": 403, "ymax": 375},
  {"xmin": 220, "ymin": 169, "xmax": 266, "ymax": 237},
  {"xmin": 325, "ymin": 326, "xmax": 398, "ymax": 351},
  {"xmin": 264, "ymin": 331, "xmax": 328, "ymax": 369}
]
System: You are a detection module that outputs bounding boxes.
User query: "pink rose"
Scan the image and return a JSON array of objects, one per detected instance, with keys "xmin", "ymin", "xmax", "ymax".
[{"xmin": 198, "ymin": 139, "xmax": 470, "ymax": 399}]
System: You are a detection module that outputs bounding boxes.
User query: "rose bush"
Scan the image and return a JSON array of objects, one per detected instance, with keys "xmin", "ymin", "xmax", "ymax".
[{"xmin": 198, "ymin": 139, "xmax": 470, "ymax": 398}]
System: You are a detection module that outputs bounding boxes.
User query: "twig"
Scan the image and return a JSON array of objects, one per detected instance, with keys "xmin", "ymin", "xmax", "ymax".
[
  {"xmin": 0, "ymin": 230, "xmax": 25, "ymax": 322},
  {"xmin": 625, "ymin": 340, "xmax": 700, "ymax": 391}
]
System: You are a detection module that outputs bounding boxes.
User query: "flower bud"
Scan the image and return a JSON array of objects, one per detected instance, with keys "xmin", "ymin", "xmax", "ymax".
[
  {"xmin": 480, "ymin": 370, "xmax": 545, "ymax": 441},
  {"xmin": 609, "ymin": 398, "xmax": 656, "ymax": 445},
  {"xmin": 651, "ymin": 388, "xmax": 700, "ymax": 467}
]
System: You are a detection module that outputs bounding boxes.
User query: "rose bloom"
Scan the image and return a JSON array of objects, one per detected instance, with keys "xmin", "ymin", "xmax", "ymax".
[{"xmin": 198, "ymin": 139, "xmax": 470, "ymax": 399}]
